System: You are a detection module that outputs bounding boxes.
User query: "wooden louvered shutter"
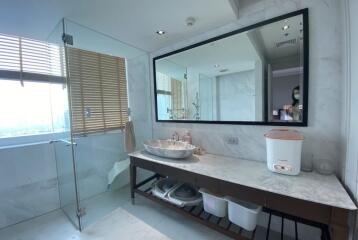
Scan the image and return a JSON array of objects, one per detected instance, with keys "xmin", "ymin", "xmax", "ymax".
[
  {"xmin": 66, "ymin": 47, "xmax": 128, "ymax": 135},
  {"xmin": 171, "ymin": 78, "xmax": 183, "ymax": 117}
]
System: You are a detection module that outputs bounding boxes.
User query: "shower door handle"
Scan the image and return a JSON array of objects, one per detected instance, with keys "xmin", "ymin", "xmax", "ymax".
[
  {"xmin": 49, "ymin": 139, "xmax": 77, "ymax": 147},
  {"xmin": 65, "ymin": 141, "xmax": 77, "ymax": 147}
]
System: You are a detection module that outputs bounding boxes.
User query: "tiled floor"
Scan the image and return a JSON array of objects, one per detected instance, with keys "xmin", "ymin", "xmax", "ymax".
[
  {"xmin": 61, "ymin": 186, "xmax": 133, "ymax": 229},
  {"xmin": 0, "ymin": 185, "xmax": 295, "ymax": 240},
  {"xmin": 0, "ymin": 187, "xmax": 233, "ymax": 240}
]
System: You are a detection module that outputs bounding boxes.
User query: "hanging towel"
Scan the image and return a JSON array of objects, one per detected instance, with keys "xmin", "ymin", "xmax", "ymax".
[{"xmin": 125, "ymin": 121, "xmax": 136, "ymax": 153}]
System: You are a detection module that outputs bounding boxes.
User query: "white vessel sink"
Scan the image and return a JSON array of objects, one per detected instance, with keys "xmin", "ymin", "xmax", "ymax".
[{"xmin": 143, "ymin": 140, "xmax": 196, "ymax": 159}]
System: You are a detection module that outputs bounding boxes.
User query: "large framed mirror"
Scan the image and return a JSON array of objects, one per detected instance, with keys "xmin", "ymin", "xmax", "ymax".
[{"xmin": 153, "ymin": 9, "xmax": 308, "ymax": 126}]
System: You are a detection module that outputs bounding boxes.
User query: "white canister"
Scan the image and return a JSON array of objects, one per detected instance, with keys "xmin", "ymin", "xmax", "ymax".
[
  {"xmin": 199, "ymin": 188, "xmax": 227, "ymax": 217},
  {"xmin": 265, "ymin": 129, "xmax": 304, "ymax": 176},
  {"xmin": 226, "ymin": 197, "xmax": 262, "ymax": 231}
]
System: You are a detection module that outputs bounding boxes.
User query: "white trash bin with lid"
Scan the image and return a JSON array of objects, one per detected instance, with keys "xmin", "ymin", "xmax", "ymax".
[{"xmin": 265, "ymin": 129, "xmax": 304, "ymax": 175}]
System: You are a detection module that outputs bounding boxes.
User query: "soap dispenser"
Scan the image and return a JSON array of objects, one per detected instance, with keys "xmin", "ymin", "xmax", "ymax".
[{"xmin": 182, "ymin": 131, "xmax": 192, "ymax": 144}]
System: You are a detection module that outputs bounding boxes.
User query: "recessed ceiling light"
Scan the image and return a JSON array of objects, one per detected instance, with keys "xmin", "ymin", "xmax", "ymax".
[
  {"xmin": 186, "ymin": 17, "xmax": 196, "ymax": 27},
  {"xmin": 282, "ymin": 25, "xmax": 290, "ymax": 31},
  {"xmin": 156, "ymin": 30, "xmax": 166, "ymax": 35},
  {"xmin": 214, "ymin": 64, "xmax": 220, "ymax": 68}
]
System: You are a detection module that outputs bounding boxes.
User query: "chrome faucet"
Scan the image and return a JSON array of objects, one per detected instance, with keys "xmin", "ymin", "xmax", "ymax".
[{"xmin": 171, "ymin": 132, "xmax": 180, "ymax": 141}]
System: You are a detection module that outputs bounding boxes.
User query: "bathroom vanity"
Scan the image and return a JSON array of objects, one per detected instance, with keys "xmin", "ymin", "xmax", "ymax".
[{"xmin": 129, "ymin": 151, "xmax": 356, "ymax": 240}]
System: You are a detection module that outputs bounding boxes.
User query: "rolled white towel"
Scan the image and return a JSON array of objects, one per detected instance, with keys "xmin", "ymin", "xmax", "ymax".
[{"xmin": 107, "ymin": 158, "xmax": 130, "ymax": 189}]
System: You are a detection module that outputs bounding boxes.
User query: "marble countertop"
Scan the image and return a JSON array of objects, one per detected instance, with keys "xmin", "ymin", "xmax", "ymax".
[{"xmin": 129, "ymin": 151, "xmax": 357, "ymax": 210}]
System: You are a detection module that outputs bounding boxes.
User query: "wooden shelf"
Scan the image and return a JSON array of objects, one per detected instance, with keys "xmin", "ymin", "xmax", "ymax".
[
  {"xmin": 130, "ymin": 159, "xmax": 332, "ymax": 240},
  {"xmin": 134, "ymin": 185, "xmax": 256, "ymax": 240}
]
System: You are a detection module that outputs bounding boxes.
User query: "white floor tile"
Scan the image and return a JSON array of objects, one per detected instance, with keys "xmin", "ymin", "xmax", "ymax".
[{"xmin": 0, "ymin": 187, "xmax": 231, "ymax": 240}]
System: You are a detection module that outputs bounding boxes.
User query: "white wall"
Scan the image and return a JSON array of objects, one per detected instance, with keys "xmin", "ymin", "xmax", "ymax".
[
  {"xmin": 149, "ymin": 1, "xmax": 345, "ymax": 238},
  {"xmin": 199, "ymin": 75, "xmax": 216, "ymax": 120},
  {"xmin": 127, "ymin": 54, "xmax": 154, "ymax": 182},
  {"xmin": 127, "ymin": 54, "xmax": 152, "ymax": 148},
  {"xmin": 217, "ymin": 70, "xmax": 256, "ymax": 121},
  {"xmin": 343, "ymin": 0, "xmax": 358, "ymax": 238},
  {"xmin": 151, "ymin": 0, "xmax": 345, "ymax": 175},
  {"xmin": 344, "ymin": 0, "xmax": 358, "ymax": 201}
]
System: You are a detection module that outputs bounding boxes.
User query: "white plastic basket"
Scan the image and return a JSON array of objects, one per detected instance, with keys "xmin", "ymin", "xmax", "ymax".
[
  {"xmin": 199, "ymin": 188, "xmax": 227, "ymax": 217},
  {"xmin": 226, "ymin": 197, "xmax": 262, "ymax": 231}
]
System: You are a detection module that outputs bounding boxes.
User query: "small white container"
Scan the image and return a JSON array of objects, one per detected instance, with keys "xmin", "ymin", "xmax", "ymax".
[
  {"xmin": 265, "ymin": 129, "xmax": 304, "ymax": 176},
  {"xmin": 226, "ymin": 197, "xmax": 261, "ymax": 231},
  {"xmin": 199, "ymin": 188, "xmax": 227, "ymax": 217}
]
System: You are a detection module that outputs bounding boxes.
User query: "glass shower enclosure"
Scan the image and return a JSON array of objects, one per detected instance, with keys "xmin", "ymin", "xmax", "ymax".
[
  {"xmin": 155, "ymin": 59, "xmax": 188, "ymax": 120},
  {"xmin": 47, "ymin": 19, "xmax": 147, "ymax": 230}
]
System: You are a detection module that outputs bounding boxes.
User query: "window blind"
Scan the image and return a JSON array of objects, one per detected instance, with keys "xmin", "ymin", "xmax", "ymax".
[
  {"xmin": 171, "ymin": 78, "xmax": 184, "ymax": 118},
  {"xmin": 0, "ymin": 33, "xmax": 65, "ymax": 83},
  {"xmin": 66, "ymin": 47, "xmax": 128, "ymax": 135},
  {"xmin": 0, "ymin": 34, "xmax": 20, "ymax": 72}
]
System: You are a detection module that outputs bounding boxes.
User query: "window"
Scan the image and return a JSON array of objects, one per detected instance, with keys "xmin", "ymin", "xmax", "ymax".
[
  {"xmin": 156, "ymin": 72, "xmax": 185, "ymax": 120},
  {"xmin": 0, "ymin": 33, "xmax": 67, "ymax": 139},
  {"xmin": 0, "ymin": 80, "xmax": 69, "ymax": 138},
  {"xmin": 66, "ymin": 47, "xmax": 128, "ymax": 135},
  {"xmin": 171, "ymin": 78, "xmax": 184, "ymax": 119},
  {"xmin": 0, "ymin": 33, "xmax": 129, "ymax": 139}
]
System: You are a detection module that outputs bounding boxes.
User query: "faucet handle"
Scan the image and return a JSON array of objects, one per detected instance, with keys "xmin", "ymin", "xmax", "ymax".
[{"xmin": 172, "ymin": 131, "xmax": 180, "ymax": 141}]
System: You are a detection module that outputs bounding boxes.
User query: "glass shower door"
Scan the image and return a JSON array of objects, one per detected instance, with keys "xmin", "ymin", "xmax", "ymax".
[
  {"xmin": 52, "ymin": 140, "xmax": 80, "ymax": 228},
  {"xmin": 155, "ymin": 59, "xmax": 188, "ymax": 120},
  {"xmin": 62, "ymin": 18, "xmax": 147, "ymax": 229},
  {"xmin": 47, "ymin": 20, "xmax": 82, "ymax": 230}
]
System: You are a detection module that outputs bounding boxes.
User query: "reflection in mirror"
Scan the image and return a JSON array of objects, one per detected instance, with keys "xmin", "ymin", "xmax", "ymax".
[
  {"xmin": 265, "ymin": 15, "xmax": 304, "ymax": 122},
  {"xmin": 156, "ymin": 59, "xmax": 187, "ymax": 120},
  {"xmin": 154, "ymin": 10, "xmax": 307, "ymax": 125}
]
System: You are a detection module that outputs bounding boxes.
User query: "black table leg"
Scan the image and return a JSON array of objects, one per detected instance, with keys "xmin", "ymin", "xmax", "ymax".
[
  {"xmin": 266, "ymin": 211, "xmax": 272, "ymax": 240},
  {"xmin": 130, "ymin": 162, "xmax": 137, "ymax": 205}
]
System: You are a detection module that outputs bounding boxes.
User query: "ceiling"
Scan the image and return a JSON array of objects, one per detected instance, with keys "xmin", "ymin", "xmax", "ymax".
[
  {"xmin": 157, "ymin": 32, "xmax": 260, "ymax": 78},
  {"xmin": 257, "ymin": 15, "xmax": 303, "ymax": 60},
  {"xmin": 155, "ymin": 13, "xmax": 305, "ymax": 80},
  {"xmin": 0, "ymin": 0, "xmax": 240, "ymax": 52}
]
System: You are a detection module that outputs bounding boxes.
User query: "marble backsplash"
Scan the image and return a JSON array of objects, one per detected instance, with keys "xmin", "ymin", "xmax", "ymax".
[
  {"xmin": 150, "ymin": 0, "xmax": 345, "ymax": 176},
  {"xmin": 127, "ymin": 54, "xmax": 153, "ymax": 150}
]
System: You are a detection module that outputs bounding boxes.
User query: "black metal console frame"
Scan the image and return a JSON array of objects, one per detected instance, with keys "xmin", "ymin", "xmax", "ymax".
[{"xmin": 130, "ymin": 158, "xmax": 331, "ymax": 240}]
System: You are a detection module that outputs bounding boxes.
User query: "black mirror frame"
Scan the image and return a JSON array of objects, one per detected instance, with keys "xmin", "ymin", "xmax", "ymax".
[{"xmin": 153, "ymin": 8, "xmax": 309, "ymax": 127}]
